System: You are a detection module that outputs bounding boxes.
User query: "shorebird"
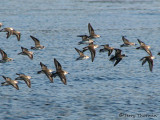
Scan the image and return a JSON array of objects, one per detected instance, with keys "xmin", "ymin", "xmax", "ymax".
[
  {"xmin": 78, "ymin": 35, "xmax": 94, "ymax": 45},
  {"xmin": 15, "ymin": 73, "xmax": 31, "ymax": 88},
  {"xmin": 1, "ymin": 76, "xmax": 19, "ymax": 90},
  {"xmin": 136, "ymin": 39, "xmax": 152, "ymax": 56},
  {"xmin": 18, "ymin": 47, "xmax": 33, "ymax": 60},
  {"xmin": 120, "ymin": 36, "xmax": 136, "ymax": 47},
  {"xmin": 77, "ymin": 23, "xmax": 100, "ymax": 39},
  {"xmin": 0, "ymin": 48, "xmax": 13, "ymax": 63},
  {"xmin": 51, "ymin": 58, "xmax": 69, "ymax": 85},
  {"xmin": 30, "ymin": 35, "xmax": 45, "ymax": 50},
  {"xmin": 82, "ymin": 42, "xmax": 96, "ymax": 62},
  {"xmin": 39, "ymin": 62, "xmax": 53, "ymax": 83},
  {"xmin": 140, "ymin": 56, "xmax": 155, "ymax": 72},
  {"xmin": 75, "ymin": 48, "xmax": 89, "ymax": 60},
  {"xmin": 99, "ymin": 44, "xmax": 114, "ymax": 56},
  {"xmin": 110, "ymin": 49, "xmax": 127, "ymax": 66},
  {"xmin": 88, "ymin": 23, "xmax": 100, "ymax": 38},
  {"xmin": 0, "ymin": 27, "xmax": 14, "ymax": 39}
]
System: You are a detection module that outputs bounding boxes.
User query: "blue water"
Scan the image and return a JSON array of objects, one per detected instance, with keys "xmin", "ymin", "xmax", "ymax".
[{"xmin": 0, "ymin": 0, "xmax": 160, "ymax": 120}]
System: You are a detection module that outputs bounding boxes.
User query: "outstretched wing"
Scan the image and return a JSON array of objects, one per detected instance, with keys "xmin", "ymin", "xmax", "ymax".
[
  {"xmin": 30, "ymin": 35, "xmax": 40, "ymax": 46},
  {"xmin": 88, "ymin": 23, "xmax": 95, "ymax": 36}
]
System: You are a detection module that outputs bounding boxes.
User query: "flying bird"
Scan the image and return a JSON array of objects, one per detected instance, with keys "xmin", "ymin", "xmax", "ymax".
[
  {"xmin": 30, "ymin": 35, "xmax": 45, "ymax": 50},
  {"xmin": 99, "ymin": 44, "xmax": 114, "ymax": 56},
  {"xmin": 1, "ymin": 76, "xmax": 19, "ymax": 90},
  {"xmin": 0, "ymin": 48, "xmax": 13, "ymax": 63},
  {"xmin": 120, "ymin": 36, "xmax": 136, "ymax": 47},
  {"xmin": 18, "ymin": 47, "xmax": 33, "ymax": 60},
  {"xmin": 136, "ymin": 39, "xmax": 152, "ymax": 56},
  {"xmin": 75, "ymin": 48, "xmax": 89, "ymax": 60},
  {"xmin": 15, "ymin": 73, "xmax": 31, "ymax": 88},
  {"xmin": 110, "ymin": 49, "xmax": 127, "ymax": 66},
  {"xmin": 52, "ymin": 58, "xmax": 69, "ymax": 85},
  {"xmin": 140, "ymin": 56, "xmax": 155, "ymax": 72}
]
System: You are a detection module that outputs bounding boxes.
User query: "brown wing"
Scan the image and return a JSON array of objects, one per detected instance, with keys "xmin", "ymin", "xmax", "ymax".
[
  {"xmin": 75, "ymin": 48, "xmax": 85, "ymax": 57},
  {"xmin": 88, "ymin": 45, "xmax": 96, "ymax": 62},
  {"xmin": 58, "ymin": 72, "xmax": 67, "ymax": 85},
  {"xmin": 88, "ymin": 23, "xmax": 95, "ymax": 36},
  {"xmin": 30, "ymin": 35, "xmax": 40, "ymax": 46},
  {"xmin": 54, "ymin": 58, "xmax": 62, "ymax": 71},
  {"xmin": 0, "ymin": 49, "xmax": 8, "ymax": 59}
]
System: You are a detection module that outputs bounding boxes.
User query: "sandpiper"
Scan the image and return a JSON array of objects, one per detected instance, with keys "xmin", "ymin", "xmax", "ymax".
[
  {"xmin": 18, "ymin": 47, "xmax": 33, "ymax": 60},
  {"xmin": 75, "ymin": 48, "xmax": 89, "ymax": 60},
  {"xmin": 99, "ymin": 44, "xmax": 114, "ymax": 56},
  {"xmin": 39, "ymin": 62, "xmax": 53, "ymax": 83},
  {"xmin": 136, "ymin": 39, "xmax": 152, "ymax": 56},
  {"xmin": 1, "ymin": 76, "xmax": 19, "ymax": 90},
  {"xmin": 15, "ymin": 73, "xmax": 31, "ymax": 88},
  {"xmin": 120, "ymin": 36, "xmax": 136, "ymax": 47},
  {"xmin": 51, "ymin": 58, "xmax": 69, "ymax": 85},
  {"xmin": 0, "ymin": 48, "xmax": 13, "ymax": 63},
  {"xmin": 77, "ymin": 23, "xmax": 100, "ymax": 39},
  {"xmin": 88, "ymin": 23, "xmax": 100, "ymax": 38},
  {"xmin": 140, "ymin": 56, "xmax": 155, "ymax": 72},
  {"xmin": 30, "ymin": 35, "xmax": 45, "ymax": 50},
  {"xmin": 110, "ymin": 49, "xmax": 127, "ymax": 66},
  {"xmin": 78, "ymin": 35, "xmax": 94, "ymax": 45}
]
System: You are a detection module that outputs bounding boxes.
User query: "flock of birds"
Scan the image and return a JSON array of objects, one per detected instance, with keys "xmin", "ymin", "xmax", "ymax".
[
  {"xmin": 0, "ymin": 22, "xmax": 69, "ymax": 90},
  {"xmin": 0, "ymin": 22, "xmax": 158, "ymax": 90}
]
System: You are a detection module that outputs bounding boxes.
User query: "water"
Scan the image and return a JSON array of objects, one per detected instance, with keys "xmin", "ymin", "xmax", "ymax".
[{"xmin": 0, "ymin": 0, "xmax": 160, "ymax": 120}]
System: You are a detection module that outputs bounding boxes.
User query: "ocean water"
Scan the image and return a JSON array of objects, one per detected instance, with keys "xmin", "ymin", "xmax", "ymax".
[{"xmin": 0, "ymin": 0, "xmax": 160, "ymax": 120}]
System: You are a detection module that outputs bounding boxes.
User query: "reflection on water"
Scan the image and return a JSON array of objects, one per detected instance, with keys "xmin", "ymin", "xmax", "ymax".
[{"xmin": 0, "ymin": 0, "xmax": 160, "ymax": 119}]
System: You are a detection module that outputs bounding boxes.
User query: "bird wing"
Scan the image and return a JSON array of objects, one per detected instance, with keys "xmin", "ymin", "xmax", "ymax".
[
  {"xmin": 122, "ymin": 36, "xmax": 130, "ymax": 44},
  {"xmin": 75, "ymin": 48, "xmax": 85, "ymax": 57},
  {"xmin": 54, "ymin": 58, "xmax": 62, "ymax": 71},
  {"xmin": 88, "ymin": 45, "xmax": 96, "ymax": 62},
  {"xmin": 114, "ymin": 58, "xmax": 122, "ymax": 66},
  {"xmin": 0, "ymin": 49, "xmax": 8, "ymax": 59},
  {"xmin": 58, "ymin": 72, "xmax": 67, "ymax": 85},
  {"xmin": 88, "ymin": 23, "xmax": 95, "ymax": 36},
  {"xmin": 30, "ymin": 35, "xmax": 40, "ymax": 46},
  {"xmin": 148, "ymin": 58, "xmax": 153, "ymax": 72}
]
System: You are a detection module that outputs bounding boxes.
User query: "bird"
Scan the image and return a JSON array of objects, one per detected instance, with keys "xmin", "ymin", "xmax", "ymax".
[
  {"xmin": 88, "ymin": 23, "xmax": 100, "ymax": 39},
  {"xmin": 75, "ymin": 48, "xmax": 89, "ymax": 60},
  {"xmin": 140, "ymin": 56, "xmax": 155, "ymax": 72},
  {"xmin": 110, "ymin": 49, "xmax": 127, "ymax": 66},
  {"xmin": 77, "ymin": 23, "xmax": 100, "ymax": 39},
  {"xmin": 77, "ymin": 35, "xmax": 94, "ymax": 45},
  {"xmin": 30, "ymin": 35, "xmax": 45, "ymax": 50},
  {"xmin": 0, "ymin": 48, "xmax": 13, "ymax": 63},
  {"xmin": 39, "ymin": 62, "xmax": 53, "ymax": 83},
  {"xmin": 120, "ymin": 36, "xmax": 136, "ymax": 47},
  {"xmin": 136, "ymin": 39, "xmax": 152, "ymax": 56},
  {"xmin": 12, "ymin": 29, "xmax": 21, "ymax": 41},
  {"xmin": 51, "ymin": 58, "xmax": 69, "ymax": 85},
  {"xmin": 18, "ymin": 47, "xmax": 33, "ymax": 60},
  {"xmin": 99, "ymin": 44, "xmax": 114, "ymax": 56},
  {"xmin": 15, "ymin": 73, "xmax": 31, "ymax": 88},
  {"xmin": 82, "ymin": 42, "xmax": 96, "ymax": 62},
  {"xmin": 0, "ymin": 27, "xmax": 14, "ymax": 39},
  {"xmin": 1, "ymin": 76, "xmax": 19, "ymax": 90}
]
